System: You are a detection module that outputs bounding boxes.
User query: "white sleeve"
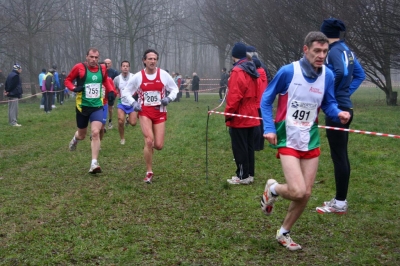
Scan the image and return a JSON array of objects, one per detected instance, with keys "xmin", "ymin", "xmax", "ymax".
[
  {"xmin": 121, "ymin": 73, "xmax": 141, "ymax": 106},
  {"xmin": 160, "ymin": 69, "xmax": 179, "ymax": 101}
]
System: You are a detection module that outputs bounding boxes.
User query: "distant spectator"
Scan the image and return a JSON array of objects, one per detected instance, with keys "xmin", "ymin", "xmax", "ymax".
[
  {"xmin": 104, "ymin": 58, "xmax": 119, "ymax": 129},
  {"xmin": 39, "ymin": 68, "xmax": 46, "ymax": 109},
  {"xmin": 192, "ymin": 72, "xmax": 200, "ymax": 102},
  {"xmin": 219, "ymin": 67, "xmax": 229, "ymax": 102},
  {"xmin": 4, "ymin": 64, "xmax": 23, "ymax": 126}
]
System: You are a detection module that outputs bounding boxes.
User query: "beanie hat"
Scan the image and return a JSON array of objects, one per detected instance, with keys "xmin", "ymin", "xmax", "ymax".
[
  {"xmin": 231, "ymin": 42, "xmax": 247, "ymax": 59},
  {"xmin": 13, "ymin": 64, "xmax": 22, "ymax": 70},
  {"xmin": 246, "ymin": 46, "xmax": 257, "ymax": 52},
  {"xmin": 320, "ymin": 18, "xmax": 346, "ymax": 38}
]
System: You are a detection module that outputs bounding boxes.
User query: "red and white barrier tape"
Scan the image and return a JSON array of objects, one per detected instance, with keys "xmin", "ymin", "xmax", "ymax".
[{"xmin": 208, "ymin": 110, "xmax": 400, "ymax": 139}]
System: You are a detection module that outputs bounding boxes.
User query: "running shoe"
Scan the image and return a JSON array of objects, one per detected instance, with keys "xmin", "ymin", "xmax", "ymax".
[
  {"xmin": 69, "ymin": 138, "xmax": 77, "ymax": 151},
  {"xmin": 144, "ymin": 172, "xmax": 153, "ymax": 184},
  {"xmin": 316, "ymin": 198, "xmax": 348, "ymax": 214},
  {"xmin": 108, "ymin": 122, "xmax": 113, "ymax": 129},
  {"xmin": 276, "ymin": 230, "xmax": 302, "ymax": 251},
  {"xmin": 261, "ymin": 179, "xmax": 278, "ymax": 216},
  {"xmin": 120, "ymin": 139, "xmax": 125, "ymax": 145},
  {"xmin": 227, "ymin": 176, "xmax": 254, "ymax": 185},
  {"xmin": 88, "ymin": 162, "xmax": 102, "ymax": 174},
  {"xmin": 11, "ymin": 123, "xmax": 22, "ymax": 127}
]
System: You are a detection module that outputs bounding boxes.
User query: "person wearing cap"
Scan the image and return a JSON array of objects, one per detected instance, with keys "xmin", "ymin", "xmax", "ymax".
[
  {"xmin": 42, "ymin": 68, "xmax": 56, "ymax": 113},
  {"xmin": 246, "ymin": 45, "xmax": 273, "ymax": 84},
  {"xmin": 316, "ymin": 18, "xmax": 366, "ymax": 214},
  {"xmin": 4, "ymin": 64, "xmax": 23, "ymax": 126},
  {"xmin": 259, "ymin": 32, "xmax": 351, "ymax": 250},
  {"xmin": 225, "ymin": 42, "xmax": 260, "ymax": 185},
  {"xmin": 38, "ymin": 68, "xmax": 46, "ymax": 109},
  {"xmin": 65, "ymin": 47, "xmax": 117, "ymax": 174}
]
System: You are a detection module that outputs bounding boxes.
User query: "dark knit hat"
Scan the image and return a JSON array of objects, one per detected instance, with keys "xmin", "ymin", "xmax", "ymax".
[
  {"xmin": 320, "ymin": 18, "xmax": 346, "ymax": 38},
  {"xmin": 231, "ymin": 42, "xmax": 247, "ymax": 59},
  {"xmin": 246, "ymin": 46, "xmax": 257, "ymax": 52}
]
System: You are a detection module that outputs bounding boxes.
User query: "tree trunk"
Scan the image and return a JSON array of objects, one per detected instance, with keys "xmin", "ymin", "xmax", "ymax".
[{"xmin": 386, "ymin": 91, "xmax": 398, "ymax": 106}]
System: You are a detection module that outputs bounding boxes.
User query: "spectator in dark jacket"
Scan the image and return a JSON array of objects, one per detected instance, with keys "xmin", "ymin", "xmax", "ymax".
[
  {"xmin": 4, "ymin": 64, "xmax": 23, "ymax": 126},
  {"xmin": 246, "ymin": 46, "xmax": 272, "ymax": 83},
  {"xmin": 192, "ymin": 72, "xmax": 200, "ymax": 102},
  {"xmin": 219, "ymin": 67, "xmax": 229, "ymax": 102}
]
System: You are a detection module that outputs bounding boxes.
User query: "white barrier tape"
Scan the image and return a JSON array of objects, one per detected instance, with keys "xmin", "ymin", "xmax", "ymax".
[{"xmin": 208, "ymin": 110, "xmax": 400, "ymax": 139}]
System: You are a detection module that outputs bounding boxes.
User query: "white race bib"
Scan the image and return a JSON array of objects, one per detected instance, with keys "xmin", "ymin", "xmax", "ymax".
[
  {"xmin": 287, "ymin": 100, "xmax": 317, "ymax": 127},
  {"xmin": 85, "ymin": 83, "xmax": 101, "ymax": 98},
  {"xmin": 143, "ymin": 91, "xmax": 161, "ymax": 106}
]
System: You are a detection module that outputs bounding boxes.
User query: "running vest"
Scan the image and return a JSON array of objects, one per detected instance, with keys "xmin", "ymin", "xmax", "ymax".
[
  {"xmin": 275, "ymin": 61, "xmax": 326, "ymax": 151},
  {"xmin": 139, "ymin": 68, "xmax": 166, "ymax": 112},
  {"xmin": 116, "ymin": 73, "xmax": 135, "ymax": 105},
  {"xmin": 76, "ymin": 64, "xmax": 103, "ymax": 111}
]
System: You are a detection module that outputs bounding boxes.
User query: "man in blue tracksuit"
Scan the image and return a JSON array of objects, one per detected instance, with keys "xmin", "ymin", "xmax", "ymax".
[{"xmin": 316, "ymin": 18, "xmax": 366, "ymax": 214}]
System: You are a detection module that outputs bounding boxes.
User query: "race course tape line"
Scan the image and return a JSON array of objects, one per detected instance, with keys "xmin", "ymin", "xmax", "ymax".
[{"xmin": 208, "ymin": 110, "xmax": 400, "ymax": 139}]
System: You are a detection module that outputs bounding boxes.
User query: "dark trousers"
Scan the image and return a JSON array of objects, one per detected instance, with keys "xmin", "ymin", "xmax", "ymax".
[
  {"xmin": 185, "ymin": 89, "xmax": 190, "ymax": 98},
  {"xmin": 325, "ymin": 107, "xmax": 354, "ymax": 201},
  {"xmin": 254, "ymin": 108, "xmax": 265, "ymax": 151},
  {"xmin": 229, "ymin": 127, "xmax": 255, "ymax": 179},
  {"xmin": 57, "ymin": 89, "xmax": 64, "ymax": 104},
  {"xmin": 194, "ymin": 91, "xmax": 199, "ymax": 102},
  {"xmin": 219, "ymin": 86, "xmax": 226, "ymax": 99},
  {"xmin": 44, "ymin": 91, "xmax": 53, "ymax": 112}
]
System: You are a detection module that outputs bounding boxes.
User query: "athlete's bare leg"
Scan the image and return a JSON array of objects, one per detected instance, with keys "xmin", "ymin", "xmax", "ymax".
[
  {"xmin": 139, "ymin": 116, "xmax": 165, "ymax": 173},
  {"xmin": 90, "ymin": 121, "xmax": 103, "ymax": 160},
  {"xmin": 274, "ymin": 155, "xmax": 319, "ymax": 231}
]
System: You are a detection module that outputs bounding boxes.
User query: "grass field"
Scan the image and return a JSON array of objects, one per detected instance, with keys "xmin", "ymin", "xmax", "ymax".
[{"xmin": 0, "ymin": 88, "xmax": 399, "ymax": 265}]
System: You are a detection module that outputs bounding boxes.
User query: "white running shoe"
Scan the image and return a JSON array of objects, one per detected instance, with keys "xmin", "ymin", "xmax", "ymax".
[
  {"xmin": 11, "ymin": 123, "xmax": 22, "ymax": 127},
  {"xmin": 276, "ymin": 230, "xmax": 302, "ymax": 251},
  {"xmin": 52, "ymin": 105, "xmax": 56, "ymax": 108},
  {"xmin": 261, "ymin": 179, "xmax": 278, "ymax": 216},
  {"xmin": 69, "ymin": 138, "xmax": 77, "ymax": 151},
  {"xmin": 40, "ymin": 105, "xmax": 44, "ymax": 109},
  {"xmin": 120, "ymin": 139, "xmax": 125, "ymax": 145},
  {"xmin": 227, "ymin": 176, "xmax": 254, "ymax": 185},
  {"xmin": 108, "ymin": 122, "xmax": 113, "ymax": 129},
  {"xmin": 316, "ymin": 198, "xmax": 348, "ymax": 214},
  {"xmin": 89, "ymin": 162, "xmax": 102, "ymax": 174}
]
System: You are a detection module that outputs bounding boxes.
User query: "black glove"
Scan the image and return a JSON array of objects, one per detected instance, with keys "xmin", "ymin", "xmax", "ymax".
[
  {"xmin": 107, "ymin": 91, "xmax": 116, "ymax": 104},
  {"xmin": 73, "ymin": 86, "xmax": 84, "ymax": 92}
]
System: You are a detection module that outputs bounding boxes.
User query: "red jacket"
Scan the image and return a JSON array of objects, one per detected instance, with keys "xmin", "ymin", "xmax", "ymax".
[
  {"xmin": 224, "ymin": 61, "xmax": 260, "ymax": 128},
  {"xmin": 256, "ymin": 67, "xmax": 267, "ymax": 107}
]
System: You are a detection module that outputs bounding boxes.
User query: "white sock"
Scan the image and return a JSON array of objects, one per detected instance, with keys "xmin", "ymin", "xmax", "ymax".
[
  {"xmin": 335, "ymin": 199, "xmax": 347, "ymax": 207},
  {"xmin": 279, "ymin": 226, "xmax": 290, "ymax": 235},
  {"xmin": 91, "ymin": 159, "xmax": 97, "ymax": 165},
  {"xmin": 270, "ymin": 183, "xmax": 278, "ymax": 196}
]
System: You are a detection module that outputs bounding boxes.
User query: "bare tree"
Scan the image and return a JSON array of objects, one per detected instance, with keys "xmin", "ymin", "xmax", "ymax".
[{"xmin": 0, "ymin": 0, "xmax": 66, "ymax": 96}]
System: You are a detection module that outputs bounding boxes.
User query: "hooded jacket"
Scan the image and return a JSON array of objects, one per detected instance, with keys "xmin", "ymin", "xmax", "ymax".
[{"xmin": 224, "ymin": 59, "xmax": 260, "ymax": 128}]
